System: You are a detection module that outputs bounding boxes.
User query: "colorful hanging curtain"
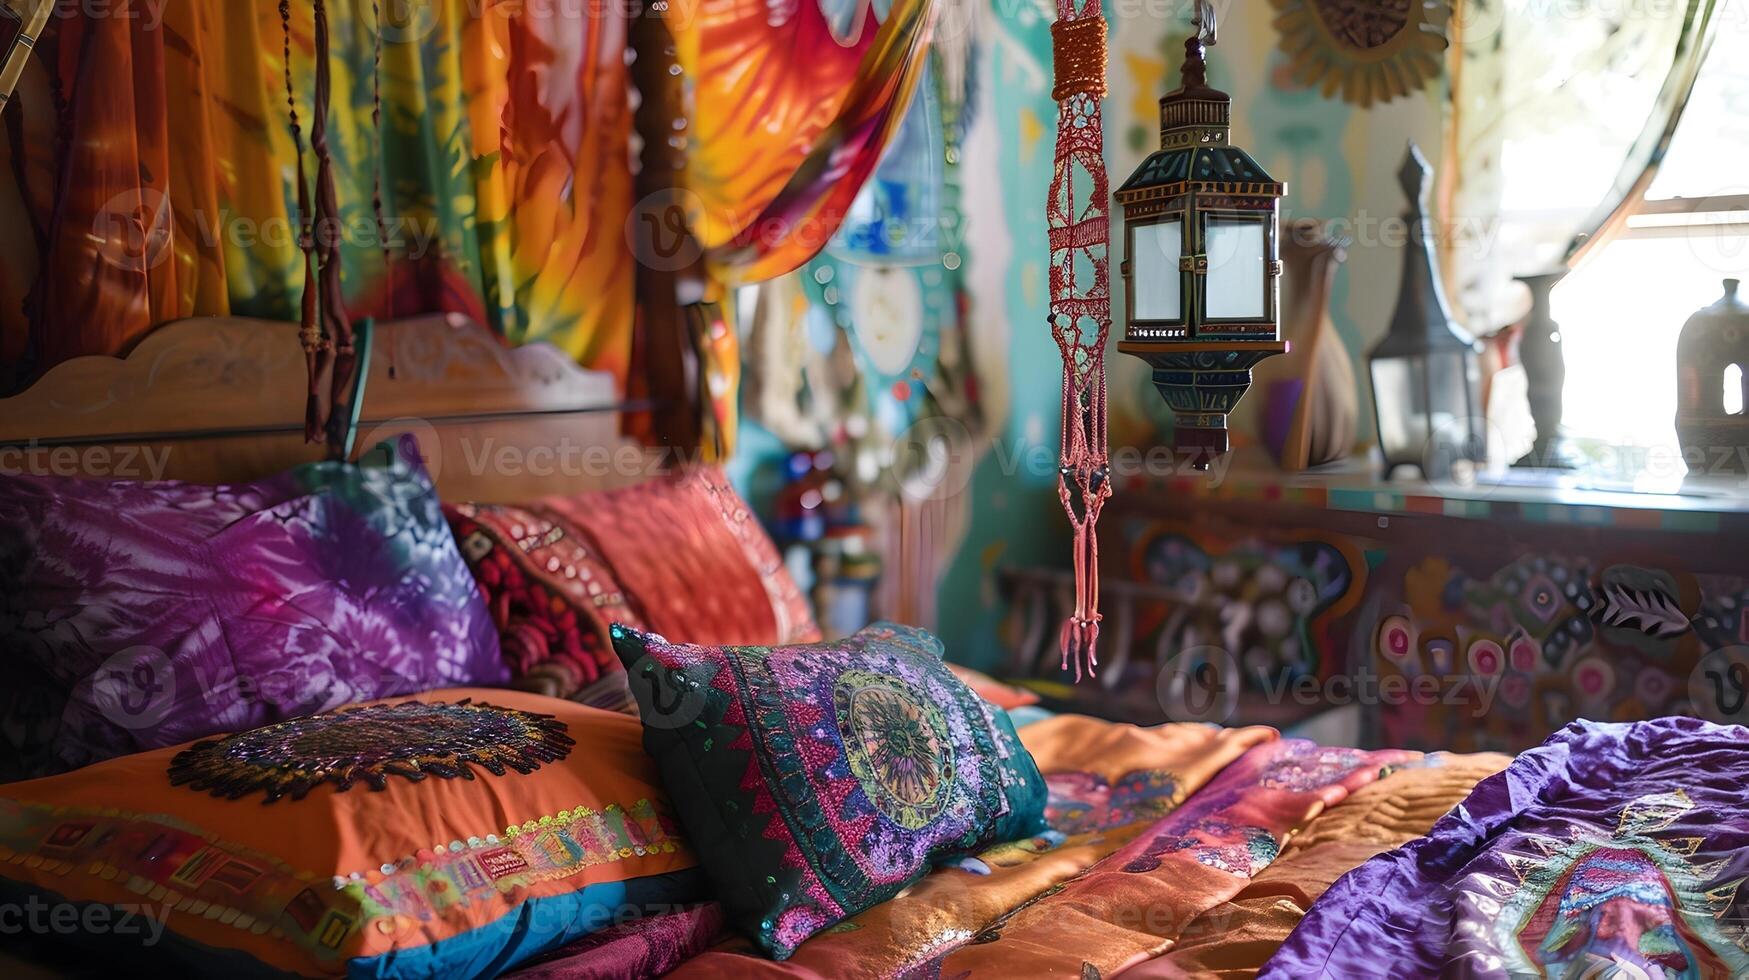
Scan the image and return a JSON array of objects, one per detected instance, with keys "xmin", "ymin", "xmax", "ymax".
[
  {"xmin": 665, "ymin": 0, "xmax": 938, "ymax": 284},
  {"xmin": 0, "ymin": 0, "xmax": 635, "ymax": 402},
  {"xmin": 3, "ymin": 0, "xmax": 934, "ymax": 456}
]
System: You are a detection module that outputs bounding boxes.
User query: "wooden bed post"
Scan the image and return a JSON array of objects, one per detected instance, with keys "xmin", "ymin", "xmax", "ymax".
[
  {"xmin": 628, "ymin": 3, "xmax": 704, "ymax": 457},
  {"xmin": 0, "ymin": 0, "xmax": 52, "ymax": 112}
]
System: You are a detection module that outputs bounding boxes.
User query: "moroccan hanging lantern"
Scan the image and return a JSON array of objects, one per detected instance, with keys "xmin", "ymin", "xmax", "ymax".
[{"xmin": 1116, "ymin": 4, "xmax": 1288, "ymax": 470}]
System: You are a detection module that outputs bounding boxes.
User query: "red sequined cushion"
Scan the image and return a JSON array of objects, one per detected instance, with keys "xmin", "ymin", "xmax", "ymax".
[{"xmin": 445, "ymin": 503, "xmax": 644, "ymax": 704}]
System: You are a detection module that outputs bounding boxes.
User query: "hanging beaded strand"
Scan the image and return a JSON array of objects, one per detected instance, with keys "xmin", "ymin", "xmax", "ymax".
[
  {"xmin": 1047, "ymin": 0, "xmax": 1113, "ymax": 680},
  {"xmin": 310, "ymin": 0, "xmax": 358, "ymax": 452},
  {"xmin": 371, "ymin": 0, "xmax": 397, "ymax": 378},
  {"xmin": 282, "ymin": 0, "xmax": 329, "ymax": 442}
]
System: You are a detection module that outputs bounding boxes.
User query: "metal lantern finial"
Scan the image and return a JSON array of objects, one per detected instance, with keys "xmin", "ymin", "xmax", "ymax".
[
  {"xmin": 1116, "ymin": 12, "xmax": 1288, "ymax": 470},
  {"xmin": 1193, "ymin": 0, "xmax": 1217, "ymax": 46}
]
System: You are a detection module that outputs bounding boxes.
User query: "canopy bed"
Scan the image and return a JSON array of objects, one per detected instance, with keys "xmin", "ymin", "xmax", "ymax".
[{"xmin": 2, "ymin": 0, "xmax": 1748, "ymax": 977}]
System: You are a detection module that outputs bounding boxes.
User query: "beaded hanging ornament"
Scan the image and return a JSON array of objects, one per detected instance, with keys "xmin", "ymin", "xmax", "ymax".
[
  {"xmin": 280, "ymin": 0, "xmax": 360, "ymax": 448},
  {"xmin": 1047, "ymin": 0, "xmax": 1113, "ymax": 680}
]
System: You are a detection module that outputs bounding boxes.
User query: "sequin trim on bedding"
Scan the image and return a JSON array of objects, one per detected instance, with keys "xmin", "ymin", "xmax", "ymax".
[{"xmin": 0, "ymin": 798, "xmax": 686, "ymax": 963}]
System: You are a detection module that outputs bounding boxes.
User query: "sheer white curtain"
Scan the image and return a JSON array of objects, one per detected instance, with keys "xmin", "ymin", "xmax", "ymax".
[{"xmin": 1442, "ymin": 0, "xmax": 1723, "ymax": 330}]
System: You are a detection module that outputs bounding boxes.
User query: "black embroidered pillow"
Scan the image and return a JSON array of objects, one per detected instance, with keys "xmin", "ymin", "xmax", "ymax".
[{"xmin": 612, "ymin": 622, "xmax": 1048, "ymax": 958}]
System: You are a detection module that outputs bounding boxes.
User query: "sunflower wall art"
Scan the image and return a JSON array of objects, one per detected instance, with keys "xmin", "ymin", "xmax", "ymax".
[{"xmin": 1268, "ymin": 0, "xmax": 1451, "ymax": 106}]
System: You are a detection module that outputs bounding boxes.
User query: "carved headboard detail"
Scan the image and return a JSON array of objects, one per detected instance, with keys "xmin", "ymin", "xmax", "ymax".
[{"xmin": 0, "ymin": 314, "xmax": 644, "ymax": 501}]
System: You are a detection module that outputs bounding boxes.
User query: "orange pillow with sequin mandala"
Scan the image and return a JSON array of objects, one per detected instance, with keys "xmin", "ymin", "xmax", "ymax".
[
  {"xmin": 948, "ymin": 664, "xmax": 1044, "ymax": 710},
  {"xmin": 0, "ymin": 689, "xmax": 701, "ymax": 978}
]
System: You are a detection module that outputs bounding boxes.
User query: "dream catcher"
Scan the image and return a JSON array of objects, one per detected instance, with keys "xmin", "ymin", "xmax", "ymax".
[{"xmin": 1047, "ymin": 0, "xmax": 1114, "ymax": 680}]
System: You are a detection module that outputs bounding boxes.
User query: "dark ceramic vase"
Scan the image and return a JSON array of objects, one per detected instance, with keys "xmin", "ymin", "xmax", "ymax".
[
  {"xmin": 1676, "ymin": 279, "xmax": 1749, "ymax": 476},
  {"xmin": 1513, "ymin": 271, "xmax": 1576, "ymax": 469}
]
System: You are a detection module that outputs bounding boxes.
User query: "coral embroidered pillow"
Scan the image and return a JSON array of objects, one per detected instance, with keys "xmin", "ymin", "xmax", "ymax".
[
  {"xmin": 445, "ymin": 465, "xmax": 819, "ymax": 706},
  {"xmin": 611, "ymin": 622, "xmax": 1048, "ymax": 959},
  {"xmin": 0, "ymin": 435, "xmax": 506, "ymax": 781},
  {"xmin": 0, "ymin": 689, "xmax": 701, "ymax": 977}
]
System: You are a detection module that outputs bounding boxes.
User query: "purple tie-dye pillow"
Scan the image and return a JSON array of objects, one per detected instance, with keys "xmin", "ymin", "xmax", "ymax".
[{"xmin": 0, "ymin": 435, "xmax": 507, "ymax": 781}]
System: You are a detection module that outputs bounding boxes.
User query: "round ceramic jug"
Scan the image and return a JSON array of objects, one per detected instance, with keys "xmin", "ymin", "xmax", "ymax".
[{"xmin": 1675, "ymin": 279, "xmax": 1749, "ymax": 475}]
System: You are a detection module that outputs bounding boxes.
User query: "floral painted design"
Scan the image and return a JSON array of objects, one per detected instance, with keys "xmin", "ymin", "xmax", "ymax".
[
  {"xmin": 1041, "ymin": 768, "xmax": 1183, "ymax": 837},
  {"xmin": 0, "ymin": 436, "xmax": 506, "ymax": 781},
  {"xmin": 1123, "ymin": 818, "xmax": 1282, "ymax": 877}
]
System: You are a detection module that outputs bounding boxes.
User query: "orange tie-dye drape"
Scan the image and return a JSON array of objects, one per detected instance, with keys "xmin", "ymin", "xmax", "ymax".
[{"xmin": 669, "ymin": 0, "xmax": 937, "ymax": 285}]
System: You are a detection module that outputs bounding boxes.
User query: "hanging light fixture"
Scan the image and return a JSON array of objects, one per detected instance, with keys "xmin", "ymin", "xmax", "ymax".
[{"xmin": 1116, "ymin": 1, "xmax": 1288, "ymax": 469}]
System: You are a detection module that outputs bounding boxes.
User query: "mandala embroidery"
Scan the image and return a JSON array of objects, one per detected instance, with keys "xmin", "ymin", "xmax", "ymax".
[
  {"xmin": 835, "ymin": 671, "xmax": 955, "ymax": 831},
  {"xmin": 169, "ymin": 700, "xmax": 575, "ymax": 803}
]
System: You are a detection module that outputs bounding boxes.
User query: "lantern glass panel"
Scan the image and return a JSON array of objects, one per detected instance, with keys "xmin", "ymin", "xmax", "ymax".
[
  {"xmin": 1370, "ymin": 354, "xmax": 1426, "ymax": 465},
  {"xmin": 1429, "ymin": 348, "xmax": 1484, "ymax": 464},
  {"xmin": 1371, "ymin": 349, "xmax": 1482, "ymax": 475},
  {"xmin": 1205, "ymin": 216, "xmax": 1267, "ymax": 320},
  {"xmin": 1132, "ymin": 219, "xmax": 1183, "ymax": 321}
]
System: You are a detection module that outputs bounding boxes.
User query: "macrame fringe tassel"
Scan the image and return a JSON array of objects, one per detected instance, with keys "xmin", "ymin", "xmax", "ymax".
[{"xmin": 1060, "ymin": 619, "xmax": 1099, "ymax": 681}]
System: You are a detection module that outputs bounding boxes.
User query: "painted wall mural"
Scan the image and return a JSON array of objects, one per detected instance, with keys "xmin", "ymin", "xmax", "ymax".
[
  {"xmin": 1376, "ymin": 555, "xmax": 1749, "ymax": 753},
  {"xmin": 1127, "ymin": 523, "xmax": 1367, "ymax": 687}
]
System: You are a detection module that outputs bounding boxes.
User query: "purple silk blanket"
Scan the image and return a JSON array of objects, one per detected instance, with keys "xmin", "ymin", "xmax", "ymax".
[{"xmin": 1262, "ymin": 717, "xmax": 1749, "ymax": 978}]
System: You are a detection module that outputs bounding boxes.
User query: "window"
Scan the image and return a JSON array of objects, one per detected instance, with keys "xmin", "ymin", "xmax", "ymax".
[{"xmin": 1549, "ymin": 5, "xmax": 1749, "ymax": 486}]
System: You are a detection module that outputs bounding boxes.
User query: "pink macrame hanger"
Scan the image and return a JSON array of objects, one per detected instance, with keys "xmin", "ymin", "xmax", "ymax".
[{"xmin": 1046, "ymin": 0, "xmax": 1114, "ymax": 681}]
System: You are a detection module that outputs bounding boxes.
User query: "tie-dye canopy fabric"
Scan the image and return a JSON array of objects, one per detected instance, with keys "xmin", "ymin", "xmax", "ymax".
[
  {"xmin": 1, "ymin": 1, "xmax": 636, "ymax": 389},
  {"xmin": 667, "ymin": 0, "xmax": 936, "ymax": 284},
  {"xmin": 0, "ymin": 0, "xmax": 933, "ymax": 431}
]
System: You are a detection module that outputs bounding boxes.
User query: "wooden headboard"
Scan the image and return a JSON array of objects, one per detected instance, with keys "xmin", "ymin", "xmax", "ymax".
[{"xmin": 0, "ymin": 314, "xmax": 649, "ymax": 501}]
